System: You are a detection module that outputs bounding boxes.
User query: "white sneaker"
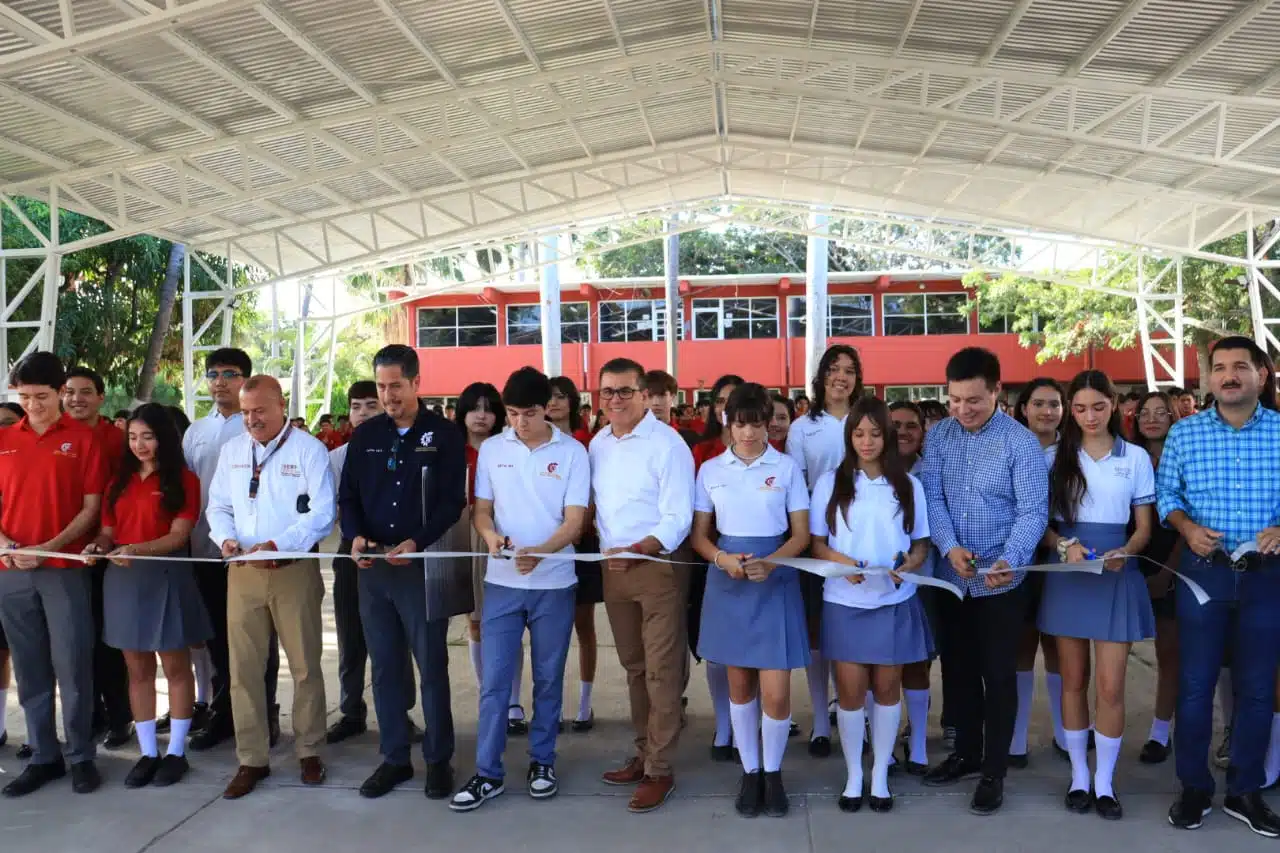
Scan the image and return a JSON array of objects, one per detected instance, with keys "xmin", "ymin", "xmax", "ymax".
[
  {"xmin": 527, "ymin": 762, "xmax": 558, "ymax": 799},
  {"xmin": 449, "ymin": 775, "xmax": 504, "ymax": 812}
]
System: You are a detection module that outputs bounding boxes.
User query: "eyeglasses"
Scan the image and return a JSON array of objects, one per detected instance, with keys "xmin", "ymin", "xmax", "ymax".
[
  {"xmin": 387, "ymin": 434, "xmax": 401, "ymax": 472},
  {"xmin": 1139, "ymin": 409, "xmax": 1171, "ymax": 420},
  {"xmin": 206, "ymin": 369, "xmax": 243, "ymax": 381},
  {"xmin": 599, "ymin": 387, "xmax": 638, "ymax": 400}
]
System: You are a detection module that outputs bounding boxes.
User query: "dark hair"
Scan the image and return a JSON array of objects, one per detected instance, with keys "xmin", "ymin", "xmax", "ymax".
[
  {"xmin": 318, "ymin": 414, "xmax": 333, "ymax": 425},
  {"xmin": 1012, "ymin": 377, "xmax": 1065, "ymax": 427},
  {"xmin": 771, "ymin": 392, "xmax": 795, "ymax": 422},
  {"xmin": 888, "ymin": 400, "xmax": 924, "ymax": 425},
  {"xmin": 113, "ymin": 409, "xmax": 131, "ymax": 421},
  {"xmin": 794, "ymin": 394, "xmax": 810, "ymax": 405},
  {"xmin": 1130, "ymin": 390, "xmax": 1177, "ymax": 461},
  {"xmin": 724, "ymin": 382, "xmax": 772, "ymax": 427},
  {"xmin": 918, "ymin": 400, "xmax": 948, "ymax": 423},
  {"xmin": 167, "ymin": 405, "xmax": 191, "ymax": 437},
  {"xmin": 946, "ymin": 346, "xmax": 1001, "ymax": 389},
  {"xmin": 502, "ymin": 366, "xmax": 552, "ymax": 409},
  {"xmin": 808, "ymin": 344, "xmax": 864, "ymax": 421},
  {"xmin": 109, "ymin": 404, "xmax": 188, "ymax": 516},
  {"xmin": 12, "ymin": 352, "xmax": 65, "ymax": 390},
  {"xmin": 599, "ymin": 356, "xmax": 644, "ymax": 382},
  {"xmin": 348, "ymin": 380, "xmax": 377, "ymax": 402},
  {"xmin": 1050, "ymin": 370, "xmax": 1122, "ymax": 525},
  {"xmin": 455, "ymin": 382, "xmax": 505, "ymax": 436},
  {"xmin": 373, "ymin": 344, "xmax": 420, "ymax": 380},
  {"xmin": 65, "ymin": 366, "xmax": 105, "ymax": 395},
  {"xmin": 702, "ymin": 374, "xmax": 745, "ymax": 440},
  {"xmin": 1122, "ymin": 391, "xmax": 1142, "ymax": 403},
  {"xmin": 642, "ymin": 369, "xmax": 678, "ymax": 397},
  {"xmin": 0, "ymin": 402, "xmax": 24, "ymax": 418},
  {"xmin": 204, "ymin": 347, "xmax": 252, "ymax": 377},
  {"xmin": 826, "ymin": 396, "xmax": 916, "ymax": 535},
  {"xmin": 1210, "ymin": 335, "xmax": 1277, "ymax": 410},
  {"xmin": 549, "ymin": 376, "xmax": 582, "ymax": 432}
]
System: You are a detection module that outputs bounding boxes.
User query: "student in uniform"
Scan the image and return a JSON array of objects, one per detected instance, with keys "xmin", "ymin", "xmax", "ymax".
[
  {"xmin": 690, "ymin": 383, "xmax": 810, "ymax": 817},
  {"xmin": 1038, "ymin": 370, "xmax": 1155, "ymax": 820},
  {"xmin": 768, "ymin": 394, "xmax": 794, "ymax": 451},
  {"xmin": 812, "ymin": 396, "xmax": 932, "ymax": 813},
  {"xmin": 645, "ymin": 371, "xmax": 701, "ymax": 447},
  {"xmin": 450, "ymin": 367, "xmax": 589, "ymax": 812},
  {"xmin": 786, "ymin": 344, "xmax": 863, "ymax": 757},
  {"xmin": 84, "ymin": 404, "xmax": 212, "ymax": 788},
  {"xmin": 548, "ymin": 375, "xmax": 600, "ymax": 731},
  {"xmin": 919, "ymin": 401, "xmax": 948, "ymax": 433}
]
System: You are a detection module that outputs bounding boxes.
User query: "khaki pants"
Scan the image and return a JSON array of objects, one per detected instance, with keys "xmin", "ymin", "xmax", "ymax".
[
  {"xmin": 227, "ymin": 558, "xmax": 326, "ymax": 767},
  {"xmin": 603, "ymin": 558, "xmax": 689, "ymax": 778}
]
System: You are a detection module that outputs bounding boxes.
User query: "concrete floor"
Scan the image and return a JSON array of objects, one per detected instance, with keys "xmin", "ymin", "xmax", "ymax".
[{"xmin": 0, "ymin": 559, "xmax": 1265, "ymax": 853}]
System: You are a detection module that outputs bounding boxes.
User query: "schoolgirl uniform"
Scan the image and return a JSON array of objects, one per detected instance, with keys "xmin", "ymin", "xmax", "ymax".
[
  {"xmin": 102, "ymin": 468, "xmax": 213, "ymax": 652},
  {"xmin": 1038, "ymin": 439, "xmax": 1157, "ymax": 643},
  {"xmin": 688, "ymin": 435, "xmax": 727, "ymax": 659}
]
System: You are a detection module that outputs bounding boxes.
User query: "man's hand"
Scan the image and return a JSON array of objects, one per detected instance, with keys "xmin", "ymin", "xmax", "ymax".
[
  {"xmin": 1258, "ymin": 526, "xmax": 1280, "ymax": 555},
  {"xmin": 983, "ymin": 559, "xmax": 1014, "ymax": 590},
  {"xmin": 106, "ymin": 545, "xmax": 136, "ymax": 567},
  {"xmin": 947, "ymin": 546, "xmax": 976, "ymax": 578},
  {"xmin": 514, "ymin": 546, "xmax": 542, "ymax": 575},
  {"xmin": 604, "ymin": 537, "xmax": 663, "ymax": 573},
  {"xmin": 11, "ymin": 550, "xmax": 41, "ymax": 571},
  {"xmin": 352, "ymin": 536, "xmax": 378, "ymax": 569},
  {"xmin": 603, "ymin": 546, "xmax": 635, "ymax": 573},
  {"xmin": 385, "ymin": 538, "xmax": 418, "ymax": 566},
  {"xmin": 244, "ymin": 540, "xmax": 278, "ymax": 569},
  {"xmin": 1182, "ymin": 523, "xmax": 1224, "ymax": 558},
  {"xmin": 221, "ymin": 539, "xmax": 243, "ymax": 560}
]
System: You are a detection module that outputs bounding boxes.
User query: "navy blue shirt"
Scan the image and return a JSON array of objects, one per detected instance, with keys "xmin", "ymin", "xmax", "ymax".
[{"xmin": 338, "ymin": 403, "xmax": 466, "ymax": 550}]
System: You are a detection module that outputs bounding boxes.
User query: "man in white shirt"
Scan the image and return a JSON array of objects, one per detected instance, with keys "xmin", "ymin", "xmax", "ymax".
[
  {"xmin": 591, "ymin": 357, "xmax": 695, "ymax": 814},
  {"xmin": 181, "ymin": 348, "xmax": 279, "ymax": 752},
  {"xmin": 449, "ymin": 367, "xmax": 589, "ymax": 812},
  {"xmin": 206, "ymin": 375, "xmax": 335, "ymax": 800}
]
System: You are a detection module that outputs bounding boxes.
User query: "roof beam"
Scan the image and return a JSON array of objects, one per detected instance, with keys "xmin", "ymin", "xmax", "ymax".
[
  {"xmin": 1065, "ymin": 0, "xmax": 1153, "ymax": 75},
  {"xmin": 978, "ymin": 0, "xmax": 1034, "ymax": 66},
  {"xmin": 1148, "ymin": 0, "xmax": 1275, "ymax": 88},
  {"xmin": 255, "ymin": 3, "xmax": 376, "ymax": 104}
]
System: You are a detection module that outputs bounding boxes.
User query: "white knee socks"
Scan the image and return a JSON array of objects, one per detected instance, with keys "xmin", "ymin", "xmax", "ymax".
[
  {"xmin": 761, "ymin": 713, "xmax": 790, "ymax": 773},
  {"xmin": 576, "ymin": 681, "xmax": 593, "ymax": 722},
  {"xmin": 730, "ymin": 698, "xmax": 761, "ymax": 773},
  {"xmin": 904, "ymin": 688, "xmax": 930, "ymax": 765},
  {"xmin": 1011, "ymin": 670, "xmax": 1033, "ymax": 755},
  {"xmin": 836, "ymin": 707, "xmax": 866, "ymax": 798},
  {"xmin": 1093, "ymin": 732, "xmax": 1121, "ymax": 798},
  {"xmin": 167, "ymin": 717, "xmax": 191, "ymax": 757},
  {"xmin": 1046, "ymin": 671, "xmax": 1067, "ymax": 749},
  {"xmin": 707, "ymin": 662, "xmax": 732, "ymax": 746},
  {"xmin": 1064, "ymin": 727, "xmax": 1090, "ymax": 793},
  {"xmin": 191, "ymin": 647, "xmax": 213, "ymax": 706},
  {"xmin": 1148, "ymin": 716, "xmax": 1171, "ymax": 747},
  {"xmin": 807, "ymin": 654, "xmax": 831, "ymax": 739},
  {"xmin": 136, "ymin": 719, "xmax": 159, "ymax": 758},
  {"xmin": 871, "ymin": 702, "xmax": 901, "ymax": 799}
]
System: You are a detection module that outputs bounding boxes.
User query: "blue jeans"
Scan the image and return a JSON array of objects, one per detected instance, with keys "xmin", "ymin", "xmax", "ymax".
[
  {"xmin": 1174, "ymin": 552, "xmax": 1280, "ymax": 796},
  {"xmin": 476, "ymin": 583, "xmax": 576, "ymax": 780}
]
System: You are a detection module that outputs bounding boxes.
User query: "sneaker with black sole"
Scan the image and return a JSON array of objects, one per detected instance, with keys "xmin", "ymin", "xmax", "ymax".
[
  {"xmin": 449, "ymin": 774, "xmax": 504, "ymax": 812},
  {"xmin": 762, "ymin": 771, "xmax": 788, "ymax": 817},
  {"xmin": 735, "ymin": 770, "xmax": 763, "ymax": 817},
  {"xmin": 527, "ymin": 762, "xmax": 558, "ymax": 799},
  {"xmin": 151, "ymin": 755, "xmax": 189, "ymax": 787},
  {"xmin": 1168, "ymin": 788, "xmax": 1213, "ymax": 830},
  {"xmin": 1223, "ymin": 792, "xmax": 1280, "ymax": 838},
  {"xmin": 1139, "ymin": 740, "xmax": 1170, "ymax": 764},
  {"xmin": 124, "ymin": 756, "xmax": 161, "ymax": 789}
]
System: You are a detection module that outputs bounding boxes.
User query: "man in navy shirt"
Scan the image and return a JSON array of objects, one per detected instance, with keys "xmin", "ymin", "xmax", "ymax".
[{"xmin": 339, "ymin": 345, "xmax": 466, "ymax": 800}]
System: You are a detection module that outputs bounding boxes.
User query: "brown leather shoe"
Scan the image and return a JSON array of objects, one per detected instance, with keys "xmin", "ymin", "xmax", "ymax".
[
  {"xmin": 628, "ymin": 775, "xmax": 675, "ymax": 813},
  {"xmin": 222, "ymin": 765, "xmax": 270, "ymax": 800},
  {"xmin": 601, "ymin": 756, "xmax": 645, "ymax": 786},
  {"xmin": 300, "ymin": 757, "xmax": 327, "ymax": 786}
]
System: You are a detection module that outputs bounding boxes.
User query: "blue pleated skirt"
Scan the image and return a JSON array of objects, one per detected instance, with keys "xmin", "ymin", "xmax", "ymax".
[
  {"xmin": 1038, "ymin": 520, "xmax": 1155, "ymax": 643},
  {"xmin": 821, "ymin": 594, "xmax": 933, "ymax": 666},
  {"xmin": 697, "ymin": 534, "xmax": 811, "ymax": 671},
  {"xmin": 103, "ymin": 553, "xmax": 214, "ymax": 652}
]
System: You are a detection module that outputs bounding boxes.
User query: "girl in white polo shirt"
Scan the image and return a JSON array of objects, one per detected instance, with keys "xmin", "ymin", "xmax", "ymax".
[
  {"xmin": 1037, "ymin": 370, "xmax": 1154, "ymax": 821},
  {"xmin": 691, "ymin": 383, "xmax": 811, "ymax": 818},
  {"xmin": 810, "ymin": 396, "xmax": 931, "ymax": 814}
]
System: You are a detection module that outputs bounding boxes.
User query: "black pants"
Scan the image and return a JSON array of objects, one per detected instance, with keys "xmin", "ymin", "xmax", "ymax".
[
  {"xmin": 193, "ymin": 561, "xmax": 279, "ymax": 719},
  {"xmin": 333, "ymin": 542, "xmax": 416, "ymax": 722},
  {"xmin": 937, "ymin": 582, "xmax": 1029, "ymax": 779},
  {"xmin": 90, "ymin": 564, "xmax": 132, "ymax": 730}
]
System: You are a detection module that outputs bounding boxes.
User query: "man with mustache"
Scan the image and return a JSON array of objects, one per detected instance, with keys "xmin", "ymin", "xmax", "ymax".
[{"xmin": 1159, "ymin": 336, "xmax": 1280, "ymax": 837}]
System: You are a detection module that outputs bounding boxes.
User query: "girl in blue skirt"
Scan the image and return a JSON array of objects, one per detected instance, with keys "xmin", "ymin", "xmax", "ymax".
[
  {"xmin": 811, "ymin": 397, "xmax": 932, "ymax": 814},
  {"xmin": 1038, "ymin": 370, "xmax": 1155, "ymax": 820},
  {"xmin": 691, "ymin": 383, "xmax": 811, "ymax": 818}
]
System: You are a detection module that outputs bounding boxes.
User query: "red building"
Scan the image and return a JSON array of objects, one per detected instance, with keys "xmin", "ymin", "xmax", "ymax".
[{"xmin": 397, "ymin": 273, "xmax": 1198, "ymax": 406}]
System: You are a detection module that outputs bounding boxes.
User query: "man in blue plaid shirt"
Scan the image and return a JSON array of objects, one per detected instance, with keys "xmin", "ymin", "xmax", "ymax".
[
  {"xmin": 1156, "ymin": 335, "xmax": 1280, "ymax": 837},
  {"xmin": 920, "ymin": 348, "xmax": 1048, "ymax": 816}
]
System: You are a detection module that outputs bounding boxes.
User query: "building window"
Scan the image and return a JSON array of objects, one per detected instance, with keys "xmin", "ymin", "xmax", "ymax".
[
  {"xmin": 598, "ymin": 299, "xmax": 684, "ymax": 343},
  {"xmin": 416, "ymin": 305, "xmax": 498, "ymax": 348},
  {"xmin": 691, "ymin": 297, "xmax": 778, "ymax": 340},
  {"xmin": 882, "ymin": 293, "xmax": 969, "ymax": 335},
  {"xmin": 506, "ymin": 302, "xmax": 590, "ymax": 345},
  {"xmin": 979, "ymin": 309, "xmax": 1040, "ymax": 334},
  {"xmin": 786, "ymin": 295, "xmax": 873, "ymax": 338},
  {"xmin": 884, "ymin": 385, "xmax": 948, "ymax": 403}
]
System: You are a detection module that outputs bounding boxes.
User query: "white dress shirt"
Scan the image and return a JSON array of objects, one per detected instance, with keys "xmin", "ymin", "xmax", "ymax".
[
  {"xmin": 589, "ymin": 410, "xmax": 695, "ymax": 552},
  {"xmin": 206, "ymin": 424, "xmax": 336, "ymax": 553},
  {"xmin": 183, "ymin": 409, "xmax": 246, "ymax": 559}
]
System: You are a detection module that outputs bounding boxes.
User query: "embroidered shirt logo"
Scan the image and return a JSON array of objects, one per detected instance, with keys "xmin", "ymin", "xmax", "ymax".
[
  {"xmin": 759, "ymin": 475, "xmax": 782, "ymax": 492},
  {"xmin": 60, "ymin": 442, "xmax": 72, "ymax": 452},
  {"xmin": 420, "ymin": 431, "xmax": 434, "ymax": 447},
  {"xmin": 541, "ymin": 461, "xmax": 562, "ymax": 479}
]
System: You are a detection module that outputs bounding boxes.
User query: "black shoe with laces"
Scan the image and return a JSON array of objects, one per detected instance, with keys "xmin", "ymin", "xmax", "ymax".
[
  {"xmin": 125, "ymin": 756, "xmax": 161, "ymax": 789},
  {"xmin": 2, "ymin": 760, "xmax": 66, "ymax": 797},
  {"xmin": 359, "ymin": 762, "xmax": 414, "ymax": 799},
  {"xmin": 1223, "ymin": 792, "xmax": 1280, "ymax": 838},
  {"xmin": 1139, "ymin": 740, "xmax": 1170, "ymax": 764},
  {"xmin": 425, "ymin": 761, "xmax": 455, "ymax": 800},
  {"xmin": 735, "ymin": 770, "xmax": 763, "ymax": 817},
  {"xmin": 1168, "ymin": 787, "xmax": 1213, "ymax": 830},
  {"xmin": 449, "ymin": 774, "xmax": 504, "ymax": 812},
  {"xmin": 325, "ymin": 716, "xmax": 368, "ymax": 745},
  {"xmin": 922, "ymin": 753, "xmax": 981, "ymax": 787},
  {"xmin": 970, "ymin": 776, "xmax": 1003, "ymax": 815},
  {"xmin": 527, "ymin": 762, "xmax": 558, "ymax": 799},
  {"xmin": 70, "ymin": 760, "xmax": 102, "ymax": 794},
  {"xmin": 152, "ymin": 754, "xmax": 189, "ymax": 787}
]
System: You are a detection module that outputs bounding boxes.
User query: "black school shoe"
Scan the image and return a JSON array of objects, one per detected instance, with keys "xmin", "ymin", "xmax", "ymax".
[
  {"xmin": 125, "ymin": 756, "xmax": 161, "ymax": 789},
  {"xmin": 1065, "ymin": 787, "xmax": 1093, "ymax": 813},
  {"xmin": 1223, "ymin": 793, "xmax": 1280, "ymax": 838},
  {"xmin": 1168, "ymin": 787, "xmax": 1212, "ymax": 830},
  {"xmin": 762, "ymin": 771, "xmax": 788, "ymax": 817},
  {"xmin": 1139, "ymin": 739, "xmax": 1169, "ymax": 764},
  {"xmin": 969, "ymin": 776, "xmax": 1003, "ymax": 815},
  {"xmin": 735, "ymin": 770, "xmax": 763, "ymax": 817}
]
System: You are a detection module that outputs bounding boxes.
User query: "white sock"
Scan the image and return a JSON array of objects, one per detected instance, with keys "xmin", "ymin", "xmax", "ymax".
[
  {"xmin": 1046, "ymin": 672, "xmax": 1067, "ymax": 749},
  {"xmin": 1264, "ymin": 713, "xmax": 1280, "ymax": 788},
  {"xmin": 1064, "ymin": 727, "xmax": 1090, "ymax": 792},
  {"xmin": 707, "ymin": 662, "xmax": 732, "ymax": 747},
  {"xmin": 576, "ymin": 681, "xmax": 593, "ymax": 722},
  {"xmin": 1093, "ymin": 732, "xmax": 1121, "ymax": 798},
  {"xmin": 508, "ymin": 644, "xmax": 524, "ymax": 719},
  {"xmin": 468, "ymin": 636, "xmax": 483, "ymax": 686},
  {"xmin": 729, "ymin": 698, "xmax": 762, "ymax": 773},
  {"xmin": 1011, "ymin": 670, "xmax": 1033, "ymax": 755},
  {"xmin": 761, "ymin": 712, "xmax": 791, "ymax": 773},
  {"xmin": 871, "ymin": 702, "xmax": 902, "ymax": 799},
  {"xmin": 191, "ymin": 648, "xmax": 213, "ymax": 706},
  {"xmin": 1148, "ymin": 717, "xmax": 1171, "ymax": 747},
  {"xmin": 137, "ymin": 719, "xmax": 159, "ymax": 758},
  {"xmin": 167, "ymin": 717, "xmax": 192, "ymax": 757},
  {"xmin": 836, "ymin": 707, "xmax": 866, "ymax": 798},
  {"xmin": 1218, "ymin": 669, "xmax": 1234, "ymax": 727},
  {"xmin": 904, "ymin": 689, "xmax": 930, "ymax": 765},
  {"xmin": 0, "ymin": 688, "xmax": 7, "ymax": 736},
  {"xmin": 807, "ymin": 654, "xmax": 831, "ymax": 739}
]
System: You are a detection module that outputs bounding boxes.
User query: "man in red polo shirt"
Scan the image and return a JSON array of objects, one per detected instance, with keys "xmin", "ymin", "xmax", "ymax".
[
  {"xmin": 63, "ymin": 365, "xmax": 133, "ymax": 750},
  {"xmin": 0, "ymin": 352, "xmax": 107, "ymax": 797}
]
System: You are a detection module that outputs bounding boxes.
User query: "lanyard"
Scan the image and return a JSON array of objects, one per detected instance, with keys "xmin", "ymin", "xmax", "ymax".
[{"xmin": 249, "ymin": 426, "xmax": 291, "ymax": 500}]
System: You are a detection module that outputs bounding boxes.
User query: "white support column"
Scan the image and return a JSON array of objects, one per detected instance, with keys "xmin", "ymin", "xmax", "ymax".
[
  {"xmin": 0, "ymin": 187, "xmax": 63, "ymax": 393},
  {"xmin": 539, "ymin": 235, "xmax": 562, "ymax": 377},
  {"xmin": 804, "ymin": 212, "xmax": 829, "ymax": 393},
  {"xmin": 1247, "ymin": 215, "xmax": 1280, "ymax": 357},
  {"xmin": 1135, "ymin": 255, "xmax": 1183, "ymax": 390},
  {"xmin": 292, "ymin": 279, "xmax": 312, "ymax": 418},
  {"xmin": 181, "ymin": 249, "xmax": 194, "ymax": 418},
  {"xmin": 38, "ymin": 252, "xmax": 61, "ymax": 352},
  {"xmin": 663, "ymin": 218, "xmax": 680, "ymax": 377},
  {"xmin": 323, "ymin": 278, "xmax": 338, "ymax": 413},
  {"xmin": 270, "ymin": 278, "xmax": 281, "ymax": 370}
]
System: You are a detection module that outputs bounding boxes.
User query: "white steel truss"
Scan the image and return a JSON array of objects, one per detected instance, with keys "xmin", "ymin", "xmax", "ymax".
[{"xmin": 0, "ymin": 189, "xmax": 63, "ymax": 393}]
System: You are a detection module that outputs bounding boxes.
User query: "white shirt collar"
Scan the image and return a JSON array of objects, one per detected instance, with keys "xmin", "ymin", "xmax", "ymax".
[
  {"xmin": 501, "ymin": 423, "xmax": 562, "ymax": 449},
  {"xmin": 722, "ymin": 443, "xmax": 781, "ymax": 469}
]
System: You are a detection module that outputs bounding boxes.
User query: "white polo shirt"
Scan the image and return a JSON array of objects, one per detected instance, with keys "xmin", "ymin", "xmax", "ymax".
[
  {"xmin": 786, "ymin": 411, "xmax": 847, "ymax": 491},
  {"xmin": 590, "ymin": 411, "xmax": 695, "ymax": 552},
  {"xmin": 183, "ymin": 409, "xmax": 246, "ymax": 559},
  {"xmin": 695, "ymin": 445, "xmax": 809, "ymax": 537},
  {"xmin": 1046, "ymin": 438, "xmax": 1156, "ymax": 525},
  {"xmin": 475, "ymin": 425, "xmax": 590, "ymax": 590},
  {"xmin": 810, "ymin": 469, "xmax": 930, "ymax": 609}
]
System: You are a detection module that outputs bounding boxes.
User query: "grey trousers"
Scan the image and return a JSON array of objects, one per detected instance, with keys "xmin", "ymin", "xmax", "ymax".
[{"xmin": 0, "ymin": 567, "xmax": 96, "ymax": 764}]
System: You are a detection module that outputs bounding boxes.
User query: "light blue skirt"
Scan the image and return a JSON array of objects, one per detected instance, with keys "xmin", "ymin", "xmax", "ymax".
[
  {"xmin": 697, "ymin": 534, "xmax": 811, "ymax": 671},
  {"xmin": 821, "ymin": 594, "xmax": 933, "ymax": 666},
  {"xmin": 1038, "ymin": 520, "xmax": 1155, "ymax": 643}
]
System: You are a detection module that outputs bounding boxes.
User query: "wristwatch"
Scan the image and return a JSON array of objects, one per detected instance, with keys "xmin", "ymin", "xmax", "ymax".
[{"xmin": 1056, "ymin": 537, "xmax": 1079, "ymax": 560}]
